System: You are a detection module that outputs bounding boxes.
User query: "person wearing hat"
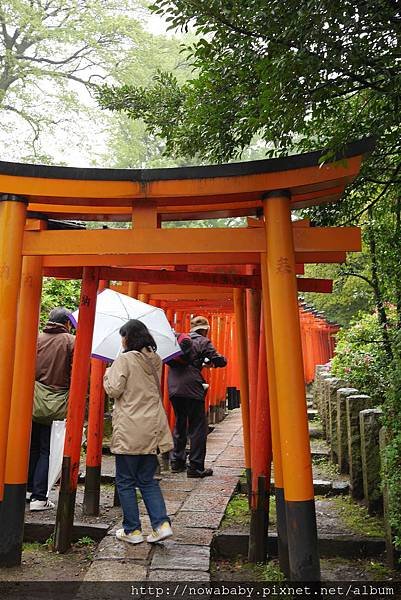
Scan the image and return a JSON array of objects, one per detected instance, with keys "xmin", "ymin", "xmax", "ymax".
[
  {"xmin": 167, "ymin": 315, "xmax": 227, "ymax": 478},
  {"xmin": 28, "ymin": 307, "xmax": 75, "ymax": 511}
]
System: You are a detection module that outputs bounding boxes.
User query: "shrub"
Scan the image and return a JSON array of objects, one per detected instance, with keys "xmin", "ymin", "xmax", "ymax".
[
  {"xmin": 332, "ymin": 311, "xmax": 401, "ymax": 551},
  {"xmin": 331, "ymin": 311, "xmax": 393, "ymax": 405}
]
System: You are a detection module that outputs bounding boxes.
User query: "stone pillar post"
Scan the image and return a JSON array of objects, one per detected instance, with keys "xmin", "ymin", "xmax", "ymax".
[
  {"xmin": 346, "ymin": 395, "xmax": 372, "ymax": 500},
  {"xmin": 327, "ymin": 378, "xmax": 346, "ymax": 463},
  {"xmin": 320, "ymin": 374, "xmax": 333, "ymax": 439},
  {"xmin": 360, "ymin": 408, "xmax": 383, "ymax": 514},
  {"xmin": 313, "ymin": 365, "xmax": 330, "ymax": 411},
  {"xmin": 379, "ymin": 427, "xmax": 401, "ymax": 570},
  {"xmin": 336, "ymin": 388, "xmax": 358, "ymax": 473}
]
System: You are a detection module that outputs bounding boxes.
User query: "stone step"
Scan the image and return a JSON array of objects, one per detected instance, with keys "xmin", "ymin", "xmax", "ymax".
[
  {"xmin": 311, "ymin": 448, "xmax": 330, "ymax": 459},
  {"xmin": 213, "ymin": 531, "xmax": 385, "ymax": 559},
  {"xmin": 309, "ymin": 425, "xmax": 324, "ymax": 439},
  {"xmin": 308, "ymin": 408, "xmax": 319, "ymax": 421},
  {"xmin": 24, "ymin": 521, "xmax": 108, "ymax": 544},
  {"xmin": 238, "ymin": 478, "xmax": 349, "ymax": 496}
]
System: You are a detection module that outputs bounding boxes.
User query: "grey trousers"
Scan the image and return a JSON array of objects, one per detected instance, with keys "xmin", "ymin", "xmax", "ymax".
[{"xmin": 170, "ymin": 396, "xmax": 207, "ymax": 471}]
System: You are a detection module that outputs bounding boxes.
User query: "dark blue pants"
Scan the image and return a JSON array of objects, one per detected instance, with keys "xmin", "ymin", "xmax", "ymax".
[
  {"xmin": 170, "ymin": 396, "xmax": 207, "ymax": 471},
  {"xmin": 115, "ymin": 454, "xmax": 170, "ymax": 534},
  {"xmin": 28, "ymin": 421, "xmax": 51, "ymax": 501}
]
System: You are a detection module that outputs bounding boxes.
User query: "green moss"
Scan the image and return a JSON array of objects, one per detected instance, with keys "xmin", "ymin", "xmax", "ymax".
[
  {"xmin": 331, "ymin": 496, "xmax": 384, "ymax": 538},
  {"xmin": 250, "ymin": 560, "xmax": 284, "ymax": 581},
  {"xmin": 367, "ymin": 561, "xmax": 393, "ymax": 580},
  {"xmin": 221, "ymin": 493, "xmax": 276, "ymax": 529},
  {"xmin": 312, "ymin": 456, "xmax": 340, "ymax": 479},
  {"xmin": 268, "ymin": 496, "xmax": 276, "ymax": 526},
  {"xmin": 22, "ymin": 542, "xmax": 44, "ymax": 552},
  {"xmin": 211, "ymin": 557, "xmax": 284, "ymax": 581},
  {"xmin": 221, "ymin": 494, "xmax": 251, "ymax": 528}
]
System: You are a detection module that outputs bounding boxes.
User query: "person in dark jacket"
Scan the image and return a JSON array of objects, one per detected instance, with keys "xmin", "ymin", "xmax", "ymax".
[
  {"xmin": 168, "ymin": 316, "xmax": 227, "ymax": 478},
  {"xmin": 27, "ymin": 307, "xmax": 75, "ymax": 511}
]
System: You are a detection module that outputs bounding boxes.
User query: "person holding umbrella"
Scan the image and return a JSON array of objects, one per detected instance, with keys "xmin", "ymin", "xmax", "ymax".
[{"xmin": 104, "ymin": 319, "xmax": 173, "ymax": 545}]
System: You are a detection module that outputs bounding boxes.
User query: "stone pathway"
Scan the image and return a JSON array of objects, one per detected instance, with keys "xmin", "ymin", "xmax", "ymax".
[{"xmin": 84, "ymin": 409, "xmax": 243, "ymax": 582}]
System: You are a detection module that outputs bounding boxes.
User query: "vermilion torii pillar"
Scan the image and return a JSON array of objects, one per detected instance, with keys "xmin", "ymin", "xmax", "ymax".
[
  {"xmin": 54, "ymin": 267, "xmax": 99, "ymax": 552},
  {"xmin": 233, "ymin": 287, "xmax": 251, "ymax": 492},
  {"xmin": 0, "ymin": 253, "xmax": 43, "ymax": 566},
  {"xmin": 83, "ymin": 279, "xmax": 109, "ymax": 516},
  {"xmin": 264, "ymin": 191, "xmax": 320, "ymax": 580},
  {"xmin": 261, "ymin": 253, "xmax": 290, "ymax": 577},
  {"xmin": 0, "ymin": 195, "xmax": 28, "ymax": 501}
]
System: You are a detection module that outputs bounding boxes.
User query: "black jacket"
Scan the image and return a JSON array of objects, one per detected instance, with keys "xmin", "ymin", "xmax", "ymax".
[{"xmin": 167, "ymin": 332, "xmax": 227, "ymax": 401}]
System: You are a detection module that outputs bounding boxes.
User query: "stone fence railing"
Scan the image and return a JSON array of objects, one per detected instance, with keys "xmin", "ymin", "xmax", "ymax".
[{"xmin": 313, "ymin": 364, "xmax": 400, "ymax": 569}]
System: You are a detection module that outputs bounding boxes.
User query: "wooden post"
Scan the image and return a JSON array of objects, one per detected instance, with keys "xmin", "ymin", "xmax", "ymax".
[
  {"xmin": 261, "ymin": 254, "xmax": 290, "ymax": 577},
  {"xmin": 263, "ymin": 192, "xmax": 320, "ymax": 581},
  {"xmin": 248, "ymin": 313, "xmax": 272, "ymax": 563},
  {"xmin": 83, "ymin": 280, "xmax": 108, "ymax": 516},
  {"xmin": 0, "ymin": 195, "xmax": 28, "ymax": 500},
  {"xmin": 54, "ymin": 267, "xmax": 99, "ymax": 553},
  {"xmin": 233, "ymin": 287, "xmax": 251, "ymax": 496},
  {"xmin": 0, "ymin": 254, "xmax": 43, "ymax": 566}
]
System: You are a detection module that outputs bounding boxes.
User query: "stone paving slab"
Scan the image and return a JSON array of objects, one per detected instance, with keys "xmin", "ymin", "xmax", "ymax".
[
  {"xmin": 170, "ymin": 526, "xmax": 215, "ymax": 546},
  {"xmin": 212, "ymin": 466, "xmax": 243, "ymax": 476},
  {"xmin": 94, "ymin": 536, "xmax": 151, "ymax": 562},
  {"xmin": 157, "ymin": 479, "xmax": 199, "ymax": 492},
  {"xmin": 214, "ymin": 458, "xmax": 244, "ymax": 468},
  {"xmin": 150, "ymin": 542, "xmax": 210, "ymax": 572},
  {"xmin": 84, "ymin": 561, "xmax": 147, "ymax": 581},
  {"xmin": 181, "ymin": 493, "xmax": 230, "ymax": 513},
  {"xmin": 172, "ymin": 510, "xmax": 224, "ymax": 529},
  {"xmin": 160, "ymin": 490, "xmax": 189, "ymax": 502},
  {"xmin": 195, "ymin": 479, "xmax": 238, "ymax": 496},
  {"xmin": 149, "ymin": 570, "xmax": 210, "ymax": 581},
  {"xmin": 85, "ymin": 409, "xmax": 243, "ymax": 583},
  {"xmin": 217, "ymin": 447, "xmax": 244, "ymax": 458}
]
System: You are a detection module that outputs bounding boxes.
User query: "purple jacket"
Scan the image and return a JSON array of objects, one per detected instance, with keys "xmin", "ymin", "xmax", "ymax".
[{"xmin": 167, "ymin": 332, "xmax": 227, "ymax": 401}]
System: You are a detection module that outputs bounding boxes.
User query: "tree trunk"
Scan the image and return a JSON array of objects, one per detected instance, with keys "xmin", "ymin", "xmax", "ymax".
[
  {"xmin": 395, "ymin": 196, "xmax": 401, "ymax": 329},
  {"xmin": 367, "ymin": 207, "xmax": 393, "ymax": 360}
]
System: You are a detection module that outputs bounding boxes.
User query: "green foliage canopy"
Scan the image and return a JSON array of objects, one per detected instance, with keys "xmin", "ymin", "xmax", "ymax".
[
  {"xmin": 98, "ymin": 1, "xmax": 401, "ymax": 163},
  {"xmin": 0, "ymin": 0, "xmax": 153, "ymax": 158}
]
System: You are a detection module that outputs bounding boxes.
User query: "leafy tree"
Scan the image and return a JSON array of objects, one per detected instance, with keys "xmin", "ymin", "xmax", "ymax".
[
  {"xmin": 98, "ymin": 1, "xmax": 400, "ymax": 161},
  {"xmin": 97, "ymin": 1, "xmax": 401, "ymax": 343},
  {"xmin": 40, "ymin": 278, "xmax": 80, "ymax": 328},
  {"xmin": 302, "ymin": 254, "xmax": 374, "ymax": 328},
  {"xmin": 0, "ymin": 0, "xmax": 155, "ymax": 158}
]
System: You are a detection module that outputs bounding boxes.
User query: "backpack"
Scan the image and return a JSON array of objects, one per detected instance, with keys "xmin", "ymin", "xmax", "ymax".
[{"xmin": 167, "ymin": 332, "xmax": 193, "ymax": 367}]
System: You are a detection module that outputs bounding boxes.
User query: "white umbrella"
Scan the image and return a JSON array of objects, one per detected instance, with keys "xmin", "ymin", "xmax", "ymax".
[{"xmin": 71, "ymin": 289, "xmax": 181, "ymax": 362}]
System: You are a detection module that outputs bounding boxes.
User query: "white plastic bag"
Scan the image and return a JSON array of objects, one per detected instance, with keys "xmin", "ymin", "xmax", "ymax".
[{"xmin": 47, "ymin": 420, "xmax": 66, "ymax": 496}]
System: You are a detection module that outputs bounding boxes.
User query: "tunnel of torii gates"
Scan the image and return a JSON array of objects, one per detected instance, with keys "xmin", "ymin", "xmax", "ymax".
[{"xmin": 0, "ymin": 138, "xmax": 373, "ymax": 580}]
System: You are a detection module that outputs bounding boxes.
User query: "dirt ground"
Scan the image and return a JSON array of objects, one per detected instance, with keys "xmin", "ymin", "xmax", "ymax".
[
  {"xmin": 0, "ymin": 541, "xmax": 94, "ymax": 582},
  {"xmin": 212, "ymin": 556, "xmax": 401, "ymax": 582}
]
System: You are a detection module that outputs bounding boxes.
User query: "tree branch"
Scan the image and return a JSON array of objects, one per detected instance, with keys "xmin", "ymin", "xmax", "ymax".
[
  {"xmin": 339, "ymin": 271, "xmax": 375, "ymax": 289},
  {"xmin": 340, "ymin": 162, "xmax": 401, "ymax": 225}
]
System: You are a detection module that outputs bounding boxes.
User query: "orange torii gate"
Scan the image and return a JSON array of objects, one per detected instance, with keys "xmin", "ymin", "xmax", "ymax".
[{"xmin": 0, "ymin": 138, "xmax": 372, "ymax": 579}]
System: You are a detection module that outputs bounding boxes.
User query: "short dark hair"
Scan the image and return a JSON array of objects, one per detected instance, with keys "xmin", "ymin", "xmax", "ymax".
[
  {"xmin": 48, "ymin": 307, "xmax": 71, "ymax": 325},
  {"xmin": 119, "ymin": 319, "xmax": 157, "ymax": 353}
]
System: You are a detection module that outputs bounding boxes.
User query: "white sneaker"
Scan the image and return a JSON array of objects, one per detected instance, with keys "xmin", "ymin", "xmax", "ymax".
[
  {"xmin": 146, "ymin": 522, "xmax": 173, "ymax": 543},
  {"xmin": 115, "ymin": 528, "xmax": 144, "ymax": 545},
  {"xmin": 30, "ymin": 499, "xmax": 55, "ymax": 511},
  {"xmin": 26, "ymin": 492, "xmax": 31, "ymax": 502}
]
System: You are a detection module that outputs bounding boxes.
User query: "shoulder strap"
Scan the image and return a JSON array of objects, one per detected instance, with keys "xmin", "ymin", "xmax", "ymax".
[
  {"xmin": 148, "ymin": 356, "xmax": 163, "ymax": 401},
  {"xmin": 132, "ymin": 349, "xmax": 163, "ymax": 402}
]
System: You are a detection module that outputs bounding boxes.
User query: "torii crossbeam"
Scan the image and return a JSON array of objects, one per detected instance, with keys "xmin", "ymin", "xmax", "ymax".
[{"xmin": 0, "ymin": 138, "xmax": 373, "ymax": 579}]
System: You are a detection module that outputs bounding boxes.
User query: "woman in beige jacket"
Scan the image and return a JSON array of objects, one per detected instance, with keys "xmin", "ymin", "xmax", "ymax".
[{"xmin": 103, "ymin": 319, "xmax": 173, "ymax": 545}]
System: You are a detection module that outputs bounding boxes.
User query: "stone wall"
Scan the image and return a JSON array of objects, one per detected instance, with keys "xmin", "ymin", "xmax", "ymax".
[{"xmin": 312, "ymin": 365, "xmax": 399, "ymax": 568}]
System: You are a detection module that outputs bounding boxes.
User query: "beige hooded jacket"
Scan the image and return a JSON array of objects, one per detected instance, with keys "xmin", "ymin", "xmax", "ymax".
[{"xmin": 103, "ymin": 348, "xmax": 173, "ymax": 455}]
